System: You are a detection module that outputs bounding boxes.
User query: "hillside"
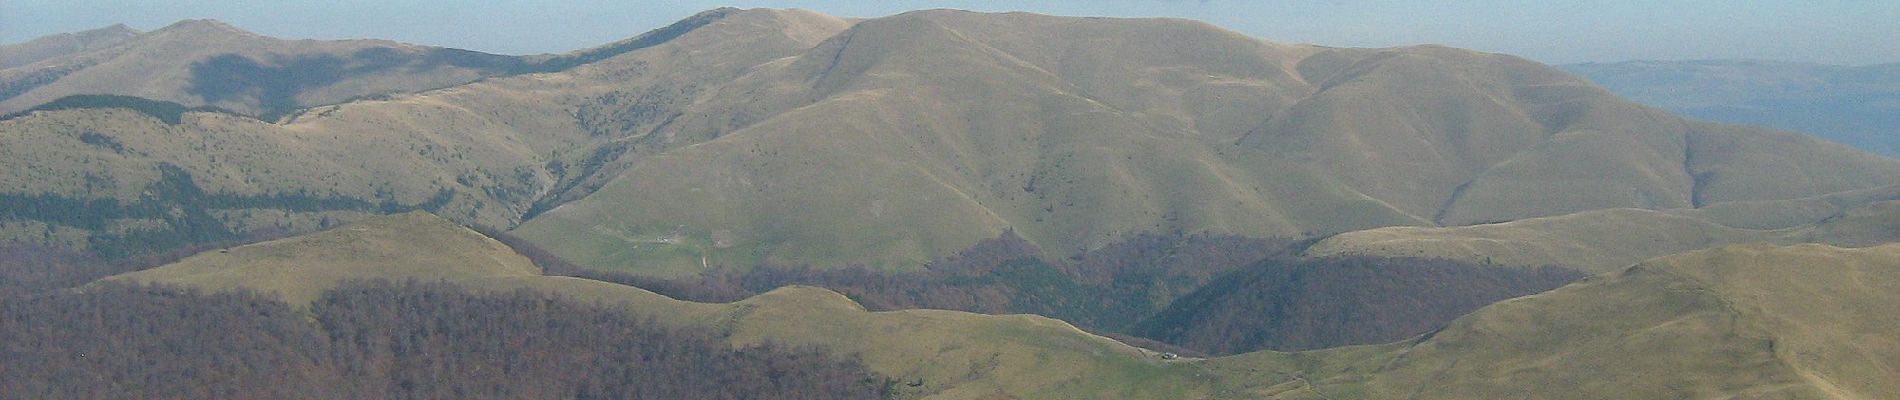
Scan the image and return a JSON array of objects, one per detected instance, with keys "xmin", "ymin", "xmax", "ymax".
[
  {"xmin": 0, "ymin": 25, "xmax": 139, "ymax": 70},
  {"xmin": 0, "ymin": 9, "xmax": 853, "ymax": 257},
  {"xmin": 1307, "ymin": 197, "xmax": 1900, "ymax": 273},
  {"xmin": 103, "ymin": 212, "xmax": 1900, "ymax": 399},
  {"xmin": 1128, "ymin": 257, "xmax": 1582, "ymax": 353},
  {"xmin": 100, "ymin": 211, "xmax": 541, "ymax": 304},
  {"xmin": 106, "ymin": 211, "xmax": 1228, "ymax": 399},
  {"xmin": 1563, "ymin": 60, "xmax": 1900, "ymax": 156},
  {"xmin": 5, "ymin": 8, "xmax": 1900, "ymax": 274},
  {"xmin": 0, "ymin": 19, "xmax": 523, "ymax": 118},
  {"xmin": 514, "ymin": 9, "xmax": 1900, "ymax": 274},
  {"xmin": 1201, "ymin": 242, "xmax": 1900, "ymax": 399}
]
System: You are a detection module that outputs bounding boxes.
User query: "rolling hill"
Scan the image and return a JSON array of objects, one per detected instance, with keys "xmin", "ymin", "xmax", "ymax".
[
  {"xmin": 512, "ymin": 9, "xmax": 1900, "ymax": 274},
  {"xmin": 0, "ymin": 24, "xmax": 139, "ymax": 70},
  {"xmin": 1563, "ymin": 60, "xmax": 1900, "ymax": 156},
  {"xmin": 103, "ymin": 211, "xmax": 1225, "ymax": 399},
  {"xmin": 0, "ymin": 19, "xmax": 524, "ymax": 119},
  {"xmin": 9, "ymin": 8, "xmax": 1898, "ymax": 399},
  {"xmin": 100, "ymin": 211, "xmax": 542, "ymax": 304},
  {"xmin": 1306, "ymin": 196, "xmax": 1900, "ymax": 273},
  {"xmin": 1201, "ymin": 242, "xmax": 1900, "ymax": 399},
  {"xmin": 0, "ymin": 8, "xmax": 852, "ymax": 257},
  {"xmin": 103, "ymin": 211, "xmax": 1900, "ymax": 399},
  {"xmin": 6, "ymin": 8, "xmax": 1900, "ymax": 276}
]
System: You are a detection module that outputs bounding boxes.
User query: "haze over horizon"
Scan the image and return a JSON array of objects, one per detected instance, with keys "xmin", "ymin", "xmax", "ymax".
[{"xmin": 4, "ymin": 0, "xmax": 1897, "ymax": 66}]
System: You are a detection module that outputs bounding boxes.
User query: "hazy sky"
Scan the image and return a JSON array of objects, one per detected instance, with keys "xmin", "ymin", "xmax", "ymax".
[{"xmin": 4, "ymin": 1, "xmax": 1897, "ymax": 65}]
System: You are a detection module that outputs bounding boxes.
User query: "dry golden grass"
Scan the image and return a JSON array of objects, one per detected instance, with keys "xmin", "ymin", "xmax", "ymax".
[
  {"xmin": 99, "ymin": 211, "xmax": 541, "ymax": 304},
  {"xmin": 1208, "ymin": 242, "xmax": 1900, "ymax": 399}
]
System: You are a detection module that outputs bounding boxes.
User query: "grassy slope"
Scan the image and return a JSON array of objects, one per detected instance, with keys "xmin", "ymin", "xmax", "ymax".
[
  {"xmin": 108, "ymin": 211, "xmax": 1900, "ymax": 399},
  {"xmin": 100, "ymin": 211, "xmax": 541, "ymax": 304},
  {"xmin": 1208, "ymin": 242, "xmax": 1900, "ymax": 399},
  {"xmin": 516, "ymin": 10, "xmax": 1900, "ymax": 276},
  {"xmin": 0, "ymin": 9, "xmax": 853, "ymax": 253},
  {"xmin": 7, "ymin": 9, "xmax": 1900, "ymax": 276},
  {"xmin": 1308, "ymin": 199, "xmax": 1900, "ymax": 273},
  {"xmin": 106, "ymin": 212, "xmax": 1218, "ymax": 399},
  {"xmin": 0, "ymin": 25, "xmax": 139, "ymax": 70},
  {"xmin": 0, "ymin": 20, "xmax": 515, "ymax": 117},
  {"xmin": 1307, "ymin": 208, "xmax": 1787, "ymax": 273}
]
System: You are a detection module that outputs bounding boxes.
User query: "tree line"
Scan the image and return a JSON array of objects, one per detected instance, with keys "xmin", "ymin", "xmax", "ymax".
[
  {"xmin": 0, "ymin": 228, "xmax": 289, "ymax": 299},
  {"xmin": 0, "ymin": 280, "xmax": 891, "ymax": 399}
]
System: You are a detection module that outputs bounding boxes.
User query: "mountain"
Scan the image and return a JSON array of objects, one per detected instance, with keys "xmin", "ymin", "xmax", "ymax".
[
  {"xmin": 513, "ymin": 9, "xmax": 1900, "ymax": 274},
  {"xmin": 100, "ymin": 211, "xmax": 1900, "ymax": 399},
  {"xmin": 1562, "ymin": 60, "xmax": 1900, "ymax": 156},
  {"xmin": 1203, "ymin": 242, "xmax": 1900, "ymax": 399},
  {"xmin": 100, "ymin": 211, "xmax": 541, "ymax": 304},
  {"xmin": 0, "ymin": 9, "xmax": 860, "ymax": 259},
  {"xmin": 12, "ymin": 8, "xmax": 1900, "ymax": 399},
  {"xmin": 0, "ymin": 19, "xmax": 524, "ymax": 119},
  {"xmin": 5, "ymin": 9, "xmax": 1900, "ymax": 275},
  {"xmin": 0, "ymin": 24, "xmax": 139, "ymax": 69}
]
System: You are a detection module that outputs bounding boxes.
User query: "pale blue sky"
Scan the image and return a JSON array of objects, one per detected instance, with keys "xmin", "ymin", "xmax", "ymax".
[{"xmin": 4, "ymin": 1, "xmax": 1896, "ymax": 65}]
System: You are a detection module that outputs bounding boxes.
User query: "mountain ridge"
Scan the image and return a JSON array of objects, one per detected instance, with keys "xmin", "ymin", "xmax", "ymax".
[
  {"xmin": 3, "ymin": 9, "xmax": 1898, "ymax": 274},
  {"xmin": 0, "ymin": 24, "xmax": 140, "ymax": 70},
  {"xmin": 99, "ymin": 211, "xmax": 1900, "ymax": 399},
  {"xmin": 514, "ymin": 8, "xmax": 1900, "ymax": 273},
  {"xmin": 0, "ymin": 18, "xmax": 527, "ymax": 119}
]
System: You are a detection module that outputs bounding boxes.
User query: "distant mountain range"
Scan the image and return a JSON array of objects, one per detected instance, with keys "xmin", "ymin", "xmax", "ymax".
[{"xmin": 1563, "ymin": 60, "xmax": 1900, "ymax": 156}]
